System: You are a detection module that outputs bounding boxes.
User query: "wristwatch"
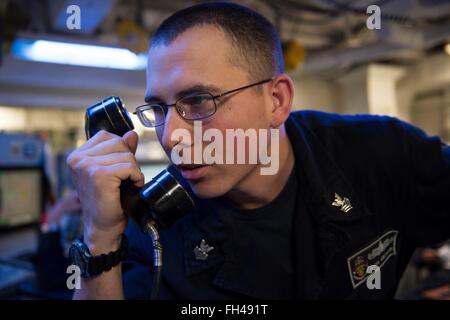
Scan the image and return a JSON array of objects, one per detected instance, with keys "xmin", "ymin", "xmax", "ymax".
[{"xmin": 69, "ymin": 234, "xmax": 128, "ymax": 278}]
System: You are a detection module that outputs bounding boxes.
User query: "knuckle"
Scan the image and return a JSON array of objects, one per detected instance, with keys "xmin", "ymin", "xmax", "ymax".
[
  {"xmin": 123, "ymin": 152, "xmax": 135, "ymax": 163},
  {"xmin": 97, "ymin": 130, "xmax": 114, "ymax": 139},
  {"xmin": 121, "ymin": 162, "xmax": 137, "ymax": 174},
  {"xmin": 88, "ymin": 166, "xmax": 104, "ymax": 179},
  {"xmin": 87, "ymin": 167, "xmax": 106, "ymax": 189},
  {"xmin": 109, "ymin": 137, "xmax": 126, "ymax": 151},
  {"xmin": 75, "ymin": 157, "xmax": 91, "ymax": 173},
  {"xmin": 118, "ymin": 139, "xmax": 129, "ymax": 151},
  {"xmin": 129, "ymin": 162, "xmax": 139, "ymax": 170},
  {"xmin": 66, "ymin": 152, "xmax": 79, "ymax": 168}
]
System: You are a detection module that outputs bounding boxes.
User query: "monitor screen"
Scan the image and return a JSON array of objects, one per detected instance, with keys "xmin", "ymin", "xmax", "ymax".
[{"xmin": 0, "ymin": 169, "xmax": 42, "ymax": 228}]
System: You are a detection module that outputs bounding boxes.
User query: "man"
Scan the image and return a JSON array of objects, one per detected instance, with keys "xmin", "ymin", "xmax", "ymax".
[{"xmin": 67, "ymin": 2, "xmax": 450, "ymax": 299}]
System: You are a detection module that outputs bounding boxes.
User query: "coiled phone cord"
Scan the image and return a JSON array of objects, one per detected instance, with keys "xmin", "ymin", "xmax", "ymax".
[{"xmin": 144, "ymin": 221, "xmax": 163, "ymax": 300}]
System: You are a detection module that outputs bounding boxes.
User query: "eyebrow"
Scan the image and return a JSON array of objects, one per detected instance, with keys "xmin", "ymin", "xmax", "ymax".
[{"xmin": 144, "ymin": 84, "xmax": 222, "ymax": 104}]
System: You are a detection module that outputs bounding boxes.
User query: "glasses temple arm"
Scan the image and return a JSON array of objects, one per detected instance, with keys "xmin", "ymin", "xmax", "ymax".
[{"xmin": 214, "ymin": 78, "xmax": 272, "ymax": 99}]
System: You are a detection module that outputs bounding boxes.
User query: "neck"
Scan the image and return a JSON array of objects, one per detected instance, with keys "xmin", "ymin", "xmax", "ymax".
[{"xmin": 223, "ymin": 125, "xmax": 295, "ymax": 210}]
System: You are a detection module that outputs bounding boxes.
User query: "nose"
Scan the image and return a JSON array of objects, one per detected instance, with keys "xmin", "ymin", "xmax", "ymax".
[{"xmin": 157, "ymin": 107, "xmax": 192, "ymax": 154}]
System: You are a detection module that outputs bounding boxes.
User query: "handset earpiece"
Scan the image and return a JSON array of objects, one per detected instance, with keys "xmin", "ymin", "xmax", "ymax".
[{"xmin": 85, "ymin": 96, "xmax": 134, "ymax": 139}]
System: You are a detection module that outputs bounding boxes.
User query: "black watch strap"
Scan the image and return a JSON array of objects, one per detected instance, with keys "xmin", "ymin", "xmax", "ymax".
[{"xmin": 86, "ymin": 234, "xmax": 128, "ymax": 278}]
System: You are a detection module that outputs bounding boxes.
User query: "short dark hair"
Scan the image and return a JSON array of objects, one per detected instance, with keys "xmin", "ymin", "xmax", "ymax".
[{"xmin": 150, "ymin": 2, "xmax": 284, "ymax": 81}]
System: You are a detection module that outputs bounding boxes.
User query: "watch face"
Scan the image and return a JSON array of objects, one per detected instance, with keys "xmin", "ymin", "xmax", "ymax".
[{"xmin": 69, "ymin": 240, "xmax": 91, "ymax": 277}]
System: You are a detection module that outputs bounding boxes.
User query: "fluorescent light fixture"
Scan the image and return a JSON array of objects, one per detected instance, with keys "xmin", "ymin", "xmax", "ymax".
[
  {"xmin": 11, "ymin": 39, "xmax": 147, "ymax": 70},
  {"xmin": 0, "ymin": 107, "xmax": 27, "ymax": 131}
]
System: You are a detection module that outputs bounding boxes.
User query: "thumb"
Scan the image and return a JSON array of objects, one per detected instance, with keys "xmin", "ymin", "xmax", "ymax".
[{"xmin": 123, "ymin": 131, "xmax": 139, "ymax": 154}]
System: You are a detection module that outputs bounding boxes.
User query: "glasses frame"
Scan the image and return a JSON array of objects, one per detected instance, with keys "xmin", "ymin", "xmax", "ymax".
[{"xmin": 134, "ymin": 78, "xmax": 272, "ymax": 127}]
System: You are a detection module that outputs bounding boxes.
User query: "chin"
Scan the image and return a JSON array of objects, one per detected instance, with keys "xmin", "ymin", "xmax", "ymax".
[{"xmin": 187, "ymin": 179, "xmax": 230, "ymax": 199}]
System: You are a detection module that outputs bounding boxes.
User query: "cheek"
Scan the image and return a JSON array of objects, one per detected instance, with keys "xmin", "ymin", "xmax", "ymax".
[
  {"xmin": 155, "ymin": 126, "xmax": 173, "ymax": 158},
  {"xmin": 155, "ymin": 126, "xmax": 163, "ymax": 141},
  {"xmin": 225, "ymin": 98, "xmax": 268, "ymax": 129},
  {"xmin": 155, "ymin": 127, "xmax": 166, "ymax": 149},
  {"xmin": 199, "ymin": 100, "xmax": 269, "ymax": 165}
]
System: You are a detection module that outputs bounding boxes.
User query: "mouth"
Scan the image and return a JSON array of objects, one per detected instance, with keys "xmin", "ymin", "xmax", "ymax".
[{"xmin": 177, "ymin": 164, "xmax": 209, "ymax": 180}]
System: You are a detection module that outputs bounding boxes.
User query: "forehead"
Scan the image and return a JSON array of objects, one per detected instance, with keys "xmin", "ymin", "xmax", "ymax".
[{"xmin": 146, "ymin": 26, "xmax": 245, "ymax": 100}]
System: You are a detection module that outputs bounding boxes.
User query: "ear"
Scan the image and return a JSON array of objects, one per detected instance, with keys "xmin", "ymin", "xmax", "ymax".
[{"xmin": 268, "ymin": 74, "xmax": 295, "ymax": 128}]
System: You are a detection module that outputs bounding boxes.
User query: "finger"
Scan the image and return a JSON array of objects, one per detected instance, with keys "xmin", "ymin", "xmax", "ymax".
[
  {"xmin": 123, "ymin": 131, "xmax": 139, "ymax": 155},
  {"xmin": 78, "ymin": 130, "xmax": 120, "ymax": 152},
  {"xmin": 101, "ymin": 163, "xmax": 145, "ymax": 187},
  {"xmin": 85, "ymin": 152, "xmax": 140, "ymax": 168},
  {"xmin": 82, "ymin": 137, "xmax": 132, "ymax": 157}
]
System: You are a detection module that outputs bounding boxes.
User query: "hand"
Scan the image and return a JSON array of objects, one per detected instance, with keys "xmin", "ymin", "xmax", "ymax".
[{"xmin": 67, "ymin": 130, "xmax": 145, "ymax": 254}]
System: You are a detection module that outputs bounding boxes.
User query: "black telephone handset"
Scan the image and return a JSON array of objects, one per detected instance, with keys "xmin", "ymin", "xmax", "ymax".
[
  {"xmin": 85, "ymin": 96, "xmax": 195, "ymax": 231},
  {"xmin": 85, "ymin": 96, "xmax": 194, "ymax": 299}
]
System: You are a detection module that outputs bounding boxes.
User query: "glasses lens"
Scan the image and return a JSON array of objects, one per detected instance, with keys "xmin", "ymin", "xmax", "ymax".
[
  {"xmin": 177, "ymin": 94, "xmax": 215, "ymax": 120},
  {"xmin": 138, "ymin": 105, "xmax": 165, "ymax": 127}
]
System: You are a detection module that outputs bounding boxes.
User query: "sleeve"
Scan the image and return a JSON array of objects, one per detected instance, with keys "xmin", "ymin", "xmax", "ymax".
[
  {"xmin": 122, "ymin": 220, "xmax": 154, "ymax": 299},
  {"xmin": 34, "ymin": 231, "xmax": 69, "ymax": 291},
  {"xmin": 401, "ymin": 121, "xmax": 450, "ymax": 247}
]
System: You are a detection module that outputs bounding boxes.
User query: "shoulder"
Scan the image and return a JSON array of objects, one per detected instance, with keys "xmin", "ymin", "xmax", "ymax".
[
  {"xmin": 286, "ymin": 110, "xmax": 414, "ymax": 191},
  {"xmin": 287, "ymin": 110, "xmax": 408, "ymax": 150},
  {"xmin": 289, "ymin": 110, "xmax": 403, "ymax": 133}
]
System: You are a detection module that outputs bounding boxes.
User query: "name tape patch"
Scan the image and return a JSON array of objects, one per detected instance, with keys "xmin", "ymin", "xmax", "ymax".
[{"xmin": 347, "ymin": 230, "xmax": 398, "ymax": 288}]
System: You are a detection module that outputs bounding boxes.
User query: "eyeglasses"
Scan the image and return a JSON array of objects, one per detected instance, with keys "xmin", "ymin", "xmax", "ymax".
[{"xmin": 134, "ymin": 78, "xmax": 272, "ymax": 127}]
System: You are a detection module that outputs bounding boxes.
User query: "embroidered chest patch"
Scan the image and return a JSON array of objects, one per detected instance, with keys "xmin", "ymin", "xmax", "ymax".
[{"xmin": 347, "ymin": 230, "xmax": 399, "ymax": 288}]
